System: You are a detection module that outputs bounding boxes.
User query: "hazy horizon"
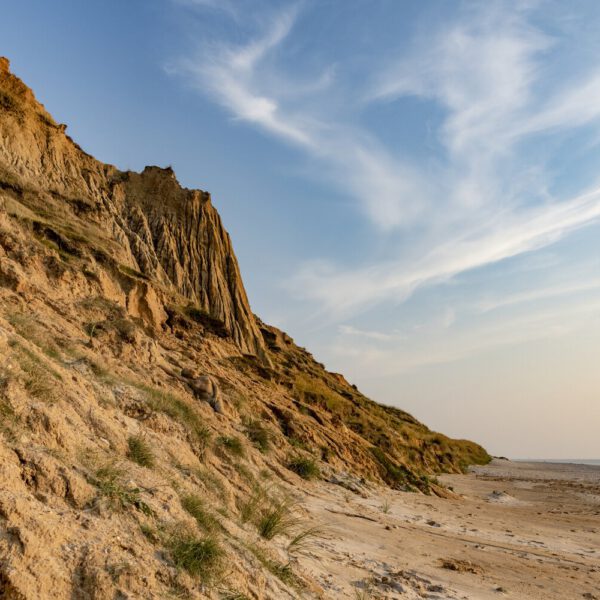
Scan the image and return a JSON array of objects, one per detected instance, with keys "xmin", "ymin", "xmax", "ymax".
[{"xmin": 2, "ymin": 0, "xmax": 599, "ymax": 459}]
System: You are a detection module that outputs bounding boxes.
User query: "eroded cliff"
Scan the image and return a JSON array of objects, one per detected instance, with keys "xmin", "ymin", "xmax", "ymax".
[{"xmin": 0, "ymin": 58, "xmax": 489, "ymax": 599}]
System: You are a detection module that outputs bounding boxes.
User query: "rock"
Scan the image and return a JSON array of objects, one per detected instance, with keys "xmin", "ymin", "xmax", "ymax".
[
  {"xmin": 0, "ymin": 60, "xmax": 266, "ymax": 361},
  {"xmin": 181, "ymin": 367, "xmax": 199, "ymax": 380},
  {"xmin": 189, "ymin": 375, "xmax": 222, "ymax": 413}
]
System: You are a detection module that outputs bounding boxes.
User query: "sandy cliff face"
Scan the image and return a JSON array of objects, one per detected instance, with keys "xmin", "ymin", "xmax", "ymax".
[
  {"xmin": 0, "ymin": 56, "xmax": 265, "ymax": 358},
  {"xmin": 0, "ymin": 58, "xmax": 489, "ymax": 599}
]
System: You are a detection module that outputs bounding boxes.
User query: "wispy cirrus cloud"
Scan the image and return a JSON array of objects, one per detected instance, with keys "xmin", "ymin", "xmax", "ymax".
[
  {"xmin": 170, "ymin": 4, "xmax": 431, "ymax": 228},
  {"xmin": 332, "ymin": 297, "xmax": 600, "ymax": 375},
  {"xmin": 477, "ymin": 278, "xmax": 600, "ymax": 313},
  {"xmin": 290, "ymin": 186, "xmax": 600, "ymax": 316},
  {"xmin": 171, "ymin": 0, "xmax": 600, "ymax": 362}
]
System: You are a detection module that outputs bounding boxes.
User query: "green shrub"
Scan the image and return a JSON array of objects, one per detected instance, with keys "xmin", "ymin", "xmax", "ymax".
[
  {"xmin": 244, "ymin": 419, "xmax": 271, "ymax": 453},
  {"xmin": 91, "ymin": 462, "xmax": 152, "ymax": 514},
  {"xmin": 217, "ymin": 435, "xmax": 245, "ymax": 457},
  {"xmin": 257, "ymin": 498, "xmax": 300, "ymax": 540},
  {"xmin": 127, "ymin": 434, "xmax": 155, "ymax": 468},
  {"xmin": 169, "ymin": 532, "xmax": 224, "ymax": 581},
  {"xmin": 287, "ymin": 456, "xmax": 320, "ymax": 480},
  {"xmin": 181, "ymin": 494, "xmax": 218, "ymax": 532}
]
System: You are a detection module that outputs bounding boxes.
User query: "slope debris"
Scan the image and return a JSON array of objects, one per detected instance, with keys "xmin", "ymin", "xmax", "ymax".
[{"xmin": 0, "ymin": 57, "xmax": 489, "ymax": 599}]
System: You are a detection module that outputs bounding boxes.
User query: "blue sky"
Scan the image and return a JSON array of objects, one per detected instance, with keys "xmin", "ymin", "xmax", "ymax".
[{"xmin": 2, "ymin": 0, "xmax": 599, "ymax": 458}]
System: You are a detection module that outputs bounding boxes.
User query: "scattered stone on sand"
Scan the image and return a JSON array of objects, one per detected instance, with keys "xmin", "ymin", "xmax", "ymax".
[{"xmin": 439, "ymin": 558, "xmax": 484, "ymax": 575}]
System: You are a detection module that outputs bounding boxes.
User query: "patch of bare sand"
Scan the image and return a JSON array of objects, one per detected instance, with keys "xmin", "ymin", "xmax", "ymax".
[{"xmin": 294, "ymin": 459, "xmax": 600, "ymax": 599}]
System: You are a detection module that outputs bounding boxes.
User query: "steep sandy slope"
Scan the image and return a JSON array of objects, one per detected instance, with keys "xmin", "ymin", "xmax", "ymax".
[{"xmin": 0, "ymin": 58, "xmax": 489, "ymax": 599}]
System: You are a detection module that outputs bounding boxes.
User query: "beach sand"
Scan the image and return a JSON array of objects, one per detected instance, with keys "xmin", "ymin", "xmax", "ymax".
[{"xmin": 295, "ymin": 459, "xmax": 600, "ymax": 599}]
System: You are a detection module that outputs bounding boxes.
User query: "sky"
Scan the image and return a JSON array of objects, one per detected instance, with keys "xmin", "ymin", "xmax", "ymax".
[{"xmin": 2, "ymin": 0, "xmax": 599, "ymax": 459}]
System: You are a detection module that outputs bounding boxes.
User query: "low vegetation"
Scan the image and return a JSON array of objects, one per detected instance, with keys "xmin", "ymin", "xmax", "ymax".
[
  {"xmin": 9, "ymin": 340, "xmax": 62, "ymax": 403},
  {"xmin": 246, "ymin": 544, "xmax": 301, "ymax": 589},
  {"xmin": 181, "ymin": 494, "xmax": 219, "ymax": 532},
  {"xmin": 216, "ymin": 435, "xmax": 245, "ymax": 457},
  {"xmin": 136, "ymin": 383, "xmax": 212, "ymax": 454},
  {"xmin": 168, "ymin": 529, "xmax": 224, "ymax": 582},
  {"xmin": 243, "ymin": 419, "xmax": 272, "ymax": 453},
  {"xmin": 89, "ymin": 462, "xmax": 152, "ymax": 515},
  {"xmin": 287, "ymin": 524, "xmax": 327, "ymax": 555},
  {"xmin": 257, "ymin": 498, "xmax": 300, "ymax": 540},
  {"xmin": 287, "ymin": 456, "xmax": 320, "ymax": 480},
  {"xmin": 127, "ymin": 434, "xmax": 155, "ymax": 468}
]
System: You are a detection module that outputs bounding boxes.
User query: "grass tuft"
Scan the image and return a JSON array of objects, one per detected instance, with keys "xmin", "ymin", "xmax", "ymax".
[
  {"xmin": 127, "ymin": 434, "xmax": 155, "ymax": 468},
  {"xmin": 169, "ymin": 530, "xmax": 224, "ymax": 581},
  {"xmin": 247, "ymin": 544, "xmax": 302, "ymax": 589},
  {"xmin": 287, "ymin": 524, "xmax": 327, "ymax": 555},
  {"xmin": 257, "ymin": 498, "xmax": 300, "ymax": 540},
  {"xmin": 243, "ymin": 419, "xmax": 272, "ymax": 453},
  {"xmin": 133, "ymin": 383, "xmax": 212, "ymax": 455},
  {"xmin": 240, "ymin": 485, "xmax": 269, "ymax": 524},
  {"xmin": 90, "ymin": 461, "xmax": 152, "ymax": 515},
  {"xmin": 287, "ymin": 456, "xmax": 320, "ymax": 480},
  {"xmin": 216, "ymin": 435, "xmax": 245, "ymax": 457},
  {"xmin": 181, "ymin": 494, "xmax": 219, "ymax": 532}
]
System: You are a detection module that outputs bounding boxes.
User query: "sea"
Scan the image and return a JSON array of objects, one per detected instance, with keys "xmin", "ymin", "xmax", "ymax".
[{"xmin": 516, "ymin": 459, "xmax": 600, "ymax": 466}]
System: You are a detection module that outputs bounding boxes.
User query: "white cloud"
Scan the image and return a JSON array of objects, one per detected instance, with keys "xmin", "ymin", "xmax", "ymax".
[
  {"xmin": 477, "ymin": 278, "xmax": 600, "ymax": 313},
  {"xmin": 331, "ymin": 297, "xmax": 600, "ymax": 375},
  {"xmin": 170, "ymin": 4, "xmax": 431, "ymax": 229},
  {"xmin": 338, "ymin": 325, "xmax": 395, "ymax": 342},
  {"xmin": 290, "ymin": 187, "xmax": 600, "ymax": 316},
  {"xmin": 172, "ymin": 1, "xmax": 600, "ymax": 358}
]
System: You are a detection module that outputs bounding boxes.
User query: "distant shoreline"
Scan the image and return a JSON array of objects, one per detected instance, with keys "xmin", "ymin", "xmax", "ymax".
[{"xmin": 512, "ymin": 458, "xmax": 600, "ymax": 466}]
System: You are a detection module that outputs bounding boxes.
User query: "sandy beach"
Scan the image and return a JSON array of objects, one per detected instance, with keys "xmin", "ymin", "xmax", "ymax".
[{"xmin": 294, "ymin": 459, "xmax": 600, "ymax": 599}]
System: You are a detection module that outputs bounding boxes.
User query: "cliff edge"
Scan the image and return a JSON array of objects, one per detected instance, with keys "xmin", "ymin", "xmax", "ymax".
[{"xmin": 0, "ymin": 58, "xmax": 489, "ymax": 599}]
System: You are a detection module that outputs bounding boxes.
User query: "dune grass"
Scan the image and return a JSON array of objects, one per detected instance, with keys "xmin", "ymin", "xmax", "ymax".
[
  {"xmin": 243, "ymin": 419, "xmax": 272, "ymax": 453},
  {"xmin": 181, "ymin": 493, "xmax": 219, "ymax": 532},
  {"xmin": 127, "ymin": 434, "xmax": 155, "ymax": 468},
  {"xmin": 257, "ymin": 497, "xmax": 300, "ymax": 540},
  {"xmin": 169, "ymin": 530, "xmax": 224, "ymax": 581},
  {"xmin": 216, "ymin": 435, "xmax": 245, "ymax": 457},
  {"xmin": 287, "ymin": 456, "xmax": 320, "ymax": 480}
]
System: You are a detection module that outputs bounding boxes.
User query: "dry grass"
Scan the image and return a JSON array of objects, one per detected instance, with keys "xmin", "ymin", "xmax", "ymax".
[
  {"xmin": 133, "ymin": 383, "xmax": 212, "ymax": 455},
  {"xmin": 181, "ymin": 493, "xmax": 219, "ymax": 532},
  {"xmin": 257, "ymin": 497, "xmax": 300, "ymax": 540},
  {"xmin": 127, "ymin": 434, "xmax": 155, "ymax": 468},
  {"xmin": 7, "ymin": 312, "xmax": 62, "ymax": 360},
  {"xmin": 89, "ymin": 461, "xmax": 152, "ymax": 515},
  {"xmin": 287, "ymin": 456, "xmax": 320, "ymax": 480},
  {"xmin": 168, "ymin": 528, "xmax": 224, "ymax": 582},
  {"xmin": 10, "ymin": 340, "xmax": 62, "ymax": 403},
  {"xmin": 246, "ymin": 544, "xmax": 301, "ymax": 589}
]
